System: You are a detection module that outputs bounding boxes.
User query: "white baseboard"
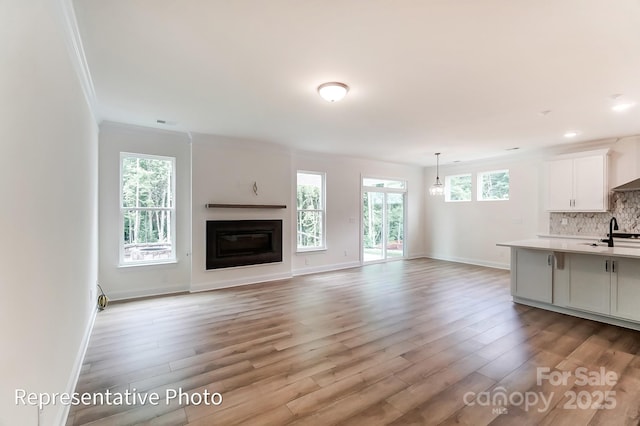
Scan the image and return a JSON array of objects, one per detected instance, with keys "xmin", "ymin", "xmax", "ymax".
[
  {"xmin": 190, "ymin": 272, "xmax": 293, "ymax": 292},
  {"xmin": 426, "ymin": 253, "xmax": 510, "ymax": 270},
  {"xmin": 57, "ymin": 305, "xmax": 97, "ymax": 426},
  {"xmin": 292, "ymin": 261, "xmax": 361, "ymax": 276},
  {"xmin": 406, "ymin": 252, "xmax": 427, "ymax": 260},
  {"xmin": 107, "ymin": 284, "xmax": 189, "ymax": 301}
]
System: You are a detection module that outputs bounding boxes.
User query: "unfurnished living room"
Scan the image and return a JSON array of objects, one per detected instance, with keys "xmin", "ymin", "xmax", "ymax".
[{"xmin": 4, "ymin": 1, "xmax": 640, "ymax": 425}]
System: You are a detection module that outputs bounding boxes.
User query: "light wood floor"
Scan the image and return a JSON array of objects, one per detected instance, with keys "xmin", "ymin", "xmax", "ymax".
[{"xmin": 68, "ymin": 259, "xmax": 640, "ymax": 425}]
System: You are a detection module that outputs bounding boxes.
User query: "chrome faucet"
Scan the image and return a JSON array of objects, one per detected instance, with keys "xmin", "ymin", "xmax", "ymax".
[{"xmin": 607, "ymin": 217, "xmax": 619, "ymax": 247}]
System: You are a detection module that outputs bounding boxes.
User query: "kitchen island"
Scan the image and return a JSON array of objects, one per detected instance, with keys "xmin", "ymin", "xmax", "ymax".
[{"xmin": 498, "ymin": 237, "xmax": 640, "ymax": 331}]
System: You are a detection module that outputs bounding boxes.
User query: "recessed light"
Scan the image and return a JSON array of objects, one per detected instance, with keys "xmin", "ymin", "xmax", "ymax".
[
  {"xmin": 612, "ymin": 102, "xmax": 636, "ymax": 112},
  {"xmin": 506, "ymin": 147, "xmax": 520, "ymax": 151},
  {"xmin": 564, "ymin": 131, "xmax": 579, "ymax": 138},
  {"xmin": 156, "ymin": 119, "xmax": 179, "ymax": 126},
  {"xmin": 538, "ymin": 110, "xmax": 551, "ymax": 116}
]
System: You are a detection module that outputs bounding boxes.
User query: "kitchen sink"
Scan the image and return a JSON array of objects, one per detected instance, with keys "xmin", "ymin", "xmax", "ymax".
[{"xmin": 579, "ymin": 242, "xmax": 640, "ymax": 249}]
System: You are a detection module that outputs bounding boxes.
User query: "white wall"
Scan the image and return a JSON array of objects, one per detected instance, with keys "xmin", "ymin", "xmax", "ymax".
[
  {"xmin": 0, "ymin": 1, "xmax": 98, "ymax": 424},
  {"xmin": 425, "ymin": 136, "xmax": 640, "ymax": 269},
  {"xmin": 292, "ymin": 152, "xmax": 426, "ymax": 274},
  {"xmin": 425, "ymin": 153, "xmax": 546, "ymax": 269},
  {"xmin": 191, "ymin": 135, "xmax": 293, "ymax": 290},
  {"xmin": 97, "ymin": 127, "xmax": 426, "ymax": 294},
  {"xmin": 98, "ymin": 122, "xmax": 192, "ymax": 300}
]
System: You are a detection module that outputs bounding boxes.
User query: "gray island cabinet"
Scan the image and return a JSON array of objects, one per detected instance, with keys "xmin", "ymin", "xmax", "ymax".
[{"xmin": 498, "ymin": 238, "xmax": 640, "ymax": 330}]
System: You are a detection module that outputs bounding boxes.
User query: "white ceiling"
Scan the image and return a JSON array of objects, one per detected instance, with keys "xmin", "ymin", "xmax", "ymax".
[{"xmin": 73, "ymin": 0, "xmax": 640, "ymax": 166}]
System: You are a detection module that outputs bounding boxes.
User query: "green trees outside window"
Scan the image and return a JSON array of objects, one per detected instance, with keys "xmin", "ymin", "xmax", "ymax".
[
  {"xmin": 445, "ymin": 174, "xmax": 472, "ymax": 202},
  {"xmin": 479, "ymin": 170, "xmax": 510, "ymax": 200},
  {"xmin": 120, "ymin": 153, "xmax": 175, "ymax": 264},
  {"xmin": 444, "ymin": 170, "xmax": 509, "ymax": 202},
  {"xmin": 297, "ymin": 172, "xmax": 325, "ymax": 250}
]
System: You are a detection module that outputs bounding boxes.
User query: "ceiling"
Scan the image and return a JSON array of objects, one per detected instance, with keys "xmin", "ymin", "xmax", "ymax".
[{"xmin": 73, "ymin": 0, "xmax": 640, "ymax": 166}]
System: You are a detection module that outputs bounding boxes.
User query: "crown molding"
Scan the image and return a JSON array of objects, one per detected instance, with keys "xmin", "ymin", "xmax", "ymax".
[{"xmin": 55, "ymin": 0, "xmax": 99, "ymax": 124}]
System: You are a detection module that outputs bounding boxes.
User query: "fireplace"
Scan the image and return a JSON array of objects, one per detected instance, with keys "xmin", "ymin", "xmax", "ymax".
[{"xmin": 206, "ymin": 220, "xmax": 282, "ymax": 269}]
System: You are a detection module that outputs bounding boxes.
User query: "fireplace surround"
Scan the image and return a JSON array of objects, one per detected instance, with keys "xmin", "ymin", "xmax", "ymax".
[{"xmin": 206, "ymin": 220, "xmax": 283, "ymax": 269}]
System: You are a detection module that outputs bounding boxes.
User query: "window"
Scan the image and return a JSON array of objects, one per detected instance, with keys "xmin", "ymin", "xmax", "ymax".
[
  {"xmin": 362, "ymin": 178, "xmax": 406, "ymax": 189},
  {"xmin": 120, "ymin": 153, "xmax": 176, "ymax": 265},
  {"xmin": 444, "ymin": 174, "xmax": 472, "ymax": 202},
  {"xmin": 362, "ymin": 177, "xmax": 406, "ymax": 262},
  {"xmin": 478, "ymin": 169, "xmax": 509, "ymax": 201},
  {"xmin": 297, "ymin": 171, "xmax": 326, "ymax": 251}
]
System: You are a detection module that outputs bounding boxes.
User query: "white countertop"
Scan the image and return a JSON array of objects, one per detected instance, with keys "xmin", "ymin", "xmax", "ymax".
[{"xmin": 497, "ymin": 237, "xmax": 640, "ymax": 259}]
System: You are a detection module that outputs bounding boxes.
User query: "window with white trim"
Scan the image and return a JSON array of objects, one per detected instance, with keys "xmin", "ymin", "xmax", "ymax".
[
  {"xmin": 296, "ymin": 171, "xmax": 326, "ymax": 251},
  {"xmin": 444, "ymin": 174, "xmax": 472, "ymax": 202},
  {"xmin": 478, "ymin": 169, "xmax": 509, "ymax": 201},
  {"xmin": 120, "ymin": 153, "xmax": 176, "ymax": 265}
]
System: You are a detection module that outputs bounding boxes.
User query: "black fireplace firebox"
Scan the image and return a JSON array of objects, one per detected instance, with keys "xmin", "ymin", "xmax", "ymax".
[{"xmin": 206, "ymin": 220, "xmax": 283, "ymax": 269}]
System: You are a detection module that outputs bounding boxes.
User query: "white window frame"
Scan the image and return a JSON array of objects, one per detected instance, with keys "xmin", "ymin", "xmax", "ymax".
[
  {"xmin": 119, "ymin": 152, "xmax": 177, "ymax": 266},
  {"xmin": 477, "ymin": 169, "xmax": 510, "ymax": 201},
  {"xmin": 296, "ymin": 170, "xmax": 326, "ymax": 252},
  {"xmin": 361, "ymin": 175, "xmax": 408, "ymax": 263},
  {"xmin": 444, "ymin": 173, "xmax": 472, "ymax": 202}
]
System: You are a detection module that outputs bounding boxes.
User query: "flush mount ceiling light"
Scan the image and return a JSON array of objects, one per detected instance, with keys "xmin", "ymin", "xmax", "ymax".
[
  {"xmin": 429, "ymin": 153, "xmax": 445, "ymax": 196},
  {"xmin": 317, "ymin": 82, "xmax": 349, "ymax": 102},
  {"xmin": 564, "ymin": 131, "xmax": 579, "ymax": 138}
]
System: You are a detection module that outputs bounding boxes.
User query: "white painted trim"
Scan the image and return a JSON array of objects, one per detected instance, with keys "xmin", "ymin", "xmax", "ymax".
[
  {"xmin": 118, "ymin": 152, "xmax": 177, "ymax": 266},
  {"xmin": 406, "ymin": 253, "xmax": 427, "ymax": 260},
  {"xmin": 57, "ymin": 306, "xmax": 98, "ymax": 426},
  {"xmin": 296, "ymin": 170, "xmax": 327, "ymax": 251},
  {"xmin": 190, "ymin": 272, "xmax": 293, "ymax": 292},
  {"xmin": 425, "ymin": 254, "xmax": 510, "ymax": 270},
  {"xmin": 107, "ymin": 283, "xmax": 189, "ymax": 301},
  {"xmin": 549, "ymin": 148, "xmax": 610, "ymax": 161},
  {"xmin": 55, "ymin": 0, "xmax": 98, "ymax": 122},
  {"xmin": 293, "ymin": 261, "xmax": 361, "ymax": 276}
]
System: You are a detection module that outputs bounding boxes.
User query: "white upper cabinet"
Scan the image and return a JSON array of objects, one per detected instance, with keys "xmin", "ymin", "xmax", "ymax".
[{"xmin": 546, "ymin": 149, "xmax": 609, "ymax": 212}]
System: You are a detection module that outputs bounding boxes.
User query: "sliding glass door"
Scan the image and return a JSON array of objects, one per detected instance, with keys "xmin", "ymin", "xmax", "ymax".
[{"xmin": 362, "ymin": 178, "xmax": 406, "ymax": 263}]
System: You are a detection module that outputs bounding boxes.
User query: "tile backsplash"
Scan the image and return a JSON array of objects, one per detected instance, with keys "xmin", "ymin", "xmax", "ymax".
[{"xmin": 550, "ymin": 191, "xmax": 640, "ymax": 236}]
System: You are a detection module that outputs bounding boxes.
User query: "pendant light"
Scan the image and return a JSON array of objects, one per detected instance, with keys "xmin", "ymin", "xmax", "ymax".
[{"xmin": 429, "ymin": 152, "xmax": 444, "ymax": 196}]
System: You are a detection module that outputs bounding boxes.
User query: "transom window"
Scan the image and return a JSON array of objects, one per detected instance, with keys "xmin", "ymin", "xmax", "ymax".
[
  {"xmin": 120, "ymin": 153, "xmax": 176, "ymax": 265},
  {"xmin": 296, "ymin": 171, "xmax": 326, "ymax": 251},
  {"xmin": 478, "ymin": 169, "xmax": 510, "ymax": 201},
  {"xmin": 445, "ymin": 174, "xmax": 472, "ymax": 202},
  {"xmin": 362, "ymin": 178, "xmax": 406, "ymax": 189}
]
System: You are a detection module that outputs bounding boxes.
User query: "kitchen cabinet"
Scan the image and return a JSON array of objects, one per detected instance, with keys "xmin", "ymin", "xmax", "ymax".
[
  {"xmin": 512, "ymin": 248, "xmax": 553, "ymax": 303},
  {"xmin": 567, "ymin": 254, "xmax": 610, "ymax": 314},
  {"xmin": 567, "ymin": 255, "xmax": 640, "ymax": 321},
  {"xmin": 499, "ymin": 238, "xmax": 640, "ymax": 331},
  {"xmin": 611, "ymin": 258, "xmax": 640, "ymax": 322},
  {"xmin": 547, "ymin": 150, "xmax": 608, "ymax": 212}
]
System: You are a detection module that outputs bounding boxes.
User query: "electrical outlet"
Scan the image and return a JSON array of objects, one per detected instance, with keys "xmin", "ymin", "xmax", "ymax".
[
  {"xmin": 561, "ymin": 218, "xmax": 568, "ymax": 225},
  {"xmin": 305, "ymin": 257, "xmax": 310, "ymax": 266},
  {"xmin": 344, "ymin": 250, "xmax": 348, "ymax": 256}
]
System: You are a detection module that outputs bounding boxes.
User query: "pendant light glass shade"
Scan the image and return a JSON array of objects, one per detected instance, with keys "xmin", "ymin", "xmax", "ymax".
[{"xmin": 429, "ymin": 153, "xmax": 444, "ymax": 196}]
